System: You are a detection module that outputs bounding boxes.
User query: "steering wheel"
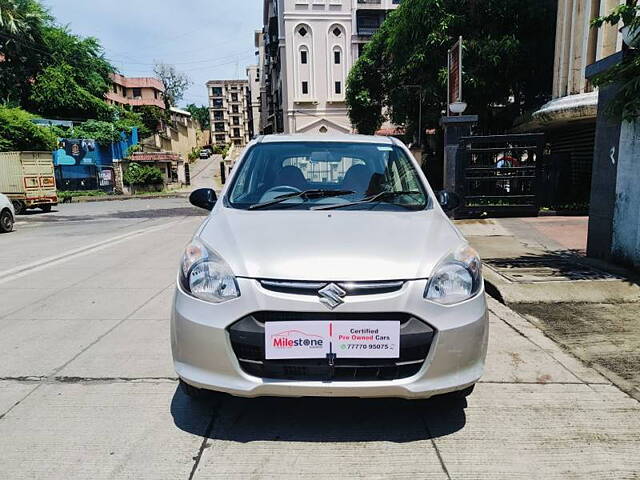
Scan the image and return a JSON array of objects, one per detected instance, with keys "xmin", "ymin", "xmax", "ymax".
[{"xmin": 259, "ymin": 185, "xmax": 302, "ymax": 203}]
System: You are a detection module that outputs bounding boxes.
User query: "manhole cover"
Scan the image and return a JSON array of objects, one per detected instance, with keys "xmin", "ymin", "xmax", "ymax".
[{"xmin": 484, "ymin": 257, "xmax": 622, "ymax": 283}]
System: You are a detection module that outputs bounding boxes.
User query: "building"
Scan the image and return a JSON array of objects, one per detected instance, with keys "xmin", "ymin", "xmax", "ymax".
[
  {"xmin": 257, "ymin": 0, "xmax": 401, "ymax": 135},
  {"xmin": 206, "ymin": 79, "xmax": 252, "ymax": 146},
  {"xmin": 520, "ymin": 0, "xmax": 624, "ymax": 204},
  {"xmin": 140, "ymin": 107, "xmax": 200, "ymax": 162},
  {"xmin": 246, "ymin": 64, "xmax": 261, "ymax": 139},
  {"xmin": 105, "ymin": 73, "xmax": 165, "ymax": 109}
]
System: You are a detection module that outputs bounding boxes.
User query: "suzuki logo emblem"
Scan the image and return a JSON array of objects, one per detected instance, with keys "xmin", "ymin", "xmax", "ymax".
[{"xmin": 318, "ymin": 283, "xmax": 346, "ymax": 310}]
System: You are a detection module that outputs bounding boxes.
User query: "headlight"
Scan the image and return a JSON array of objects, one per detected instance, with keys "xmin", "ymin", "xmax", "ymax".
[
  {"xmin": 180, "ymin": 238, "xmax": 240, "ymax": 303},
  {"xmin": 425, "ymin": 245, "xmax": 482, "ymax": 305}
]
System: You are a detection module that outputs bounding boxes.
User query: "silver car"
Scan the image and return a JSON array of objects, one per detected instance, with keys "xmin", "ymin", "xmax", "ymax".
[{"xmin": 172, "ymin": 134, "xmax": 488, "ymax": 400}]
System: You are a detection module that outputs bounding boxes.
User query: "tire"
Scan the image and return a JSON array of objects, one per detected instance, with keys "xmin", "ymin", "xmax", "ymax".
[
  {"xmin": 39, "ymin": 204, "xmax": 52, "ymax": 213},
  {"xmin": 0, "ymin": 208, "xmax": 14, "ymax": 233},
  {"xmin": 11, "ymin": 200, "xmax": 25, "ymax": 215}
]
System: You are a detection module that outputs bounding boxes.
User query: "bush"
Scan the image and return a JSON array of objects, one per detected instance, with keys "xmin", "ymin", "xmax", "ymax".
[
  {"xmin": 0, "ymin": 106, "xmax": 58, "ymax": 152},
  {"xmin": 123, "ymin": 162, "xmax": 164, "ymax": 186}
]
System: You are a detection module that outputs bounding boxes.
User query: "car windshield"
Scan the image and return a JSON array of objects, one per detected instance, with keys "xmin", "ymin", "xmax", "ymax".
[{"xmin": 227, "ymin": 141, "xmax": 429, "ymax": 211}]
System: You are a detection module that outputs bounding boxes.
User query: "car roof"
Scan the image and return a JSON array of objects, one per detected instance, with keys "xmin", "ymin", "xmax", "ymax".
[{"xmin": 259, "ymin": 133, "xmax": 396, "ymax": 145}]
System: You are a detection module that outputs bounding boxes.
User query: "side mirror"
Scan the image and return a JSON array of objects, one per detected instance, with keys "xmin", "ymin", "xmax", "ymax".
[
  {"xmin": 189, "ymin": 188, "xmax": 217, "ymax": 211},
  {"xmin": 436, "ymin": 190, "xmax": 461, "ymax": 212}
]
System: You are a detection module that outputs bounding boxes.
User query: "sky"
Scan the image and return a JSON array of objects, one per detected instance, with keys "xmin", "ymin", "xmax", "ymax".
[{"xmin": 42, "ymin": 0, "xmax": 263, "ymax": 107}]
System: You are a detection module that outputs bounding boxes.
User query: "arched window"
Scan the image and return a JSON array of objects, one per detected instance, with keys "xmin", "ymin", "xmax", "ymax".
[
  {"xmin": 294, "ymin": 24, "xmax": 313, "ymax": 100},
  {"xmin": 327, "ymin": 24, "xmax": 346, "ymax": 101}
]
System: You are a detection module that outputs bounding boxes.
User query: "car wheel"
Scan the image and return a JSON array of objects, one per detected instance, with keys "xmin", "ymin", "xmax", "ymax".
[
  {"xmin": 0, "ymin": 208, "xmax": 14, "ymax": 233},
  {"xmin": 40, "ymin": 205, "xmax": 52, "ymax": 213},
  {"xmin": 11, "ymin": 200, "xmax": 25, "ymax": 215}
]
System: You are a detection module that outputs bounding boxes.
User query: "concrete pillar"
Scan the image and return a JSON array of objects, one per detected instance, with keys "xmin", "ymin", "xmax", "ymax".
[
  {"xmin": 612, "ymin": 119, "xmax": 640, "ymax": 270},
  {"xmin": 585, "ymin": 51, "xmax": 626, "ymax": 263},
  {"xmin": 439, "ymin": 115, "xmax": 478, "ymax": 195}
]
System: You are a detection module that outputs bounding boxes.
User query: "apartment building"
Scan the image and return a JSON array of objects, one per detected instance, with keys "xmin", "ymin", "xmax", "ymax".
[
  {"xmin": 206, "ymin": 79, "xmax": 252, "ymax": 146},
  {"xmin": 105, "ymin": 73, "xmax": 165, "ymax": 109},
  {"xmin": 257, "ymin": 0, "xmax": 401, "ymax": 135}
]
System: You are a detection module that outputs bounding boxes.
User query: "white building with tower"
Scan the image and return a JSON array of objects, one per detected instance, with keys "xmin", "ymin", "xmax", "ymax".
[{"xmin": 253, "ymin": 0, "xmax": 401, "ymax": 135}]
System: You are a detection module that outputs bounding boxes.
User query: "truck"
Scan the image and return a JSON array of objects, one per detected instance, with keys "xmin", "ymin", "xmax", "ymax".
[{"xmin": 0, "ymin": 151, "xmax": 58, "ymax": 214}]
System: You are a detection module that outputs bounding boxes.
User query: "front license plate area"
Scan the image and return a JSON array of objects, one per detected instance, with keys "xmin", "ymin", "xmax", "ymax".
[{"xmin": 264, "ymin": 320, "xmax": 400, "ymax": 360}]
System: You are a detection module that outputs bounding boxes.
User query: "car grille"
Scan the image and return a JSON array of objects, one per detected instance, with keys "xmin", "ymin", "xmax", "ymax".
[
  {"xmin": 228, "ymin": 312, "xmax": 435, "ymax": 381},
  {"xmin": 259, "ymin": 279, "xmax": 404, "ymax": 296}
]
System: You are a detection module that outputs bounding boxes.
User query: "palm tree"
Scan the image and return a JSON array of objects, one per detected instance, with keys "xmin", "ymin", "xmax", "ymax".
[{"xmin": 0, "ymin": 0, "xmax": 49, "ymax": 44}]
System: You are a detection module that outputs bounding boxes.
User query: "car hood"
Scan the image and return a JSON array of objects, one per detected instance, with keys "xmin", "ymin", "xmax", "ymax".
[{"xmin": 197, "ymin": 207, "xmax": 464, "ymax": 281}]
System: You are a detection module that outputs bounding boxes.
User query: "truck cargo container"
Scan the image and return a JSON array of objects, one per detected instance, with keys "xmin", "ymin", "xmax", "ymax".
[{"xmin": 0, "ymin": 151, "xmax": 58, "ymax": 213}]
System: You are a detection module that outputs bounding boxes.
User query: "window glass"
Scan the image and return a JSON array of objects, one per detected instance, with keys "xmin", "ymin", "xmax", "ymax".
[{"xmin": 228, "ymin": 142, "xmax": 428, "ymax": 211}]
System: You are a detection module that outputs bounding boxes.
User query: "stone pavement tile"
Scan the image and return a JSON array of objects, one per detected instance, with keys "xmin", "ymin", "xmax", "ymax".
[
  {"xmin": 59, "ymin": 319, "xmax": 174, "ymax": 379},
  {"xmin": 5, "ymin": 288, "xmax": 160, "ymax": 320},
  {"xmin": 0, "ymin": 381, "xmax": 210, "ymax": 479},
  {"xmin": 193, "ymin": 395, "xmax": 448, "ymax": 479},
  {"xmin": 0, "ymin": 288, "xmax": 59, "ymax": 319},
  {"xmin": 129, "ymin": 286, "xmax": 174, "ymax": 320},
  {"xmin": 0, "ymin": 381, "xmax": 36, "ymax": 416},
  {"xmin": 0, "ymin": 319, "xmax": 119, "ymax": 377},
  {"xmin": 488, "ymin": 299, "xmax": 609, "ymax": 384},
  {"xmin": 483, "ymin": 314, "xmax": 582, "ymax": 384},
  {"xmin": 431, "ymin": 382, "xmax": 640, "ymax": 479}
]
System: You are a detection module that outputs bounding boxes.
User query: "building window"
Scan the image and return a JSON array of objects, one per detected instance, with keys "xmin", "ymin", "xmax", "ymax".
[
  {"xmin": 334, "ymin": 50, "xmax": 341, "ymax": 64},
  {"xmin": 215, "ymin": 135, "xmax": 225, "ymax": 143},
  {"xmin": 132, "ymin": 88, "xmax": 142, "ymax": 98},
  {"xmin": 298, "ymin": 26, "xmax": 308, "ymax": 37},
  {"xmin": 232, "ymin": 105, "xmax": 239, "ymax": 113},
  {"xmin": 215, "ymin": 122, "xmax": 225, "ymax": 132},
  {"xmin": 335, "ymin": 81, "xmax": 341, "ymax": 95},
  {"xmin": 233, "ymin": 128, "xmax": 241, "ymax": 138},
  {"xmin": 301, "ymin": 50, "xmax": 308, "ymax": 64},
  {"xmin": 212, "ymin": 87, "xmax": 223, "ymax": 96},
  {"xmin": 213, "ymin": 99, "xmax": 223, "ymax": 108},
  {"xmin": 302, "ymin": 81, "xmax": 309, "ymax": 95},
  {"xmin": 154, "ymin": 90, "xmax": 158, "ymax": 99},
  {"xmin": 231, "ymin": 93, "xmax": 238, "ymax": 102},
  {"xmin": 233, "ymin": 117, "xmax": 240, "ymax": 125},
  {"xmin": 333, "ymin": 27, "xmax": 342, "ymax": 37},
  {"xmin": 112, "ymin": 84, "xmax": 117, "ymax": 93}
]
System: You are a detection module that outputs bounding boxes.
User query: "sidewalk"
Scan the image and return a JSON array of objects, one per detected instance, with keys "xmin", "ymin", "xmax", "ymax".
[{"xmin": 457, "ymin": 216, "xmax": 640, "ymax": 401}]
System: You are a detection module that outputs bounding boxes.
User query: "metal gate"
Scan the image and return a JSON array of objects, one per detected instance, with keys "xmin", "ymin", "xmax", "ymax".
[{"xmin": 457, "ymin": 133, "xmax": 545, "ymax": 217}]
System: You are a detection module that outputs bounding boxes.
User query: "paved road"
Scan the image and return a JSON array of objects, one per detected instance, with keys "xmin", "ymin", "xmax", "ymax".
[{"xmin": 0, "ymin": 200, "xmax": 639, "ymax": 479}]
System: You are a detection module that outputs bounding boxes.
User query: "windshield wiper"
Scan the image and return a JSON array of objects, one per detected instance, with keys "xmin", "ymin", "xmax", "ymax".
[
  {"xmin": 311, "ymin": 190, "xmax": 423, "ymax": 211},
  {"xmin": 248, "ymin": 189, "xmax": 355, "ymax": 210}
]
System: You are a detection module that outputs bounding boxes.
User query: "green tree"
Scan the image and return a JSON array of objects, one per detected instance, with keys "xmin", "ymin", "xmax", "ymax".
[
  {"xmin": 0, "ymin": 0, "xmax": 51, "ymax": 105},
  {"xmin": 153, "ymin": 62, "xmax": 192, "ymax": 109},
  {"xmin": 123, "ymin": 162, "xmax": 164, "ymax": 186},
  {"xmin": 137, "ymin": 105, "xmax": 169, "ymax": 135},
  {"xmin": 0, "ymin": 105, "xmax": 58, "ymax": 151},
  {"xmin": 28, "ymin": 63, "xmax": 113, "ymax": 119},
  {"xmin": 347, "ymin": 0, "xmax": 557, "ymax": 137},
  {"xmin": 591, "ymin": 1, "xmax": 640, "ymax": 121},
  {"xmin": 185, "ymin": 103, "xmax": 210, "ymax": 129}
]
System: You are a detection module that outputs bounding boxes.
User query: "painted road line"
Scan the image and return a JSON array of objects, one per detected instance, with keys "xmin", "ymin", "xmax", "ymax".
[{"xmin": 0, "ymin": 220, "xmax": 180, "ymax": 285}]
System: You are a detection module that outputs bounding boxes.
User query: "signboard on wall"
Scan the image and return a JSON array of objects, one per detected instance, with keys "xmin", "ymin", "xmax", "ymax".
[
  {"xmin": 54, "ymin": 139, "xmax": 97, "ymax": 166},
  {"xmin": 447, "ymin": 37, "xmax": 463, "ymax": 116}
]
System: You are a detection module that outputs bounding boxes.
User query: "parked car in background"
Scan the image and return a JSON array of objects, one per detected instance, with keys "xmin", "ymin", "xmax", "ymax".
[
  {"xmin": 172, "ymin": 134, "xmax": 488, "ymax": 401},
  {"xmin": 0, "ymin": 151, "xmax": 58, "ymax": 214},
  {"xmin": 199, "ymin": 149, "xmax": 210, "ymax": 159},
  {"xmin": 0, "ymin": 193, "xmax": 15, "ymax": 233}
]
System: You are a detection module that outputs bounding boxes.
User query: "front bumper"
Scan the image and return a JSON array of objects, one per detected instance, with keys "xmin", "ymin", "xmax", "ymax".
[{"xmin": 171, "ymin": 278, "xmax": 488, "ymax": 399}]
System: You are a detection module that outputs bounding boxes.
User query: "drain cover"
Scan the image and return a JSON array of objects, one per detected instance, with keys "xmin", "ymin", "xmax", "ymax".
[{"xmin": 484, "ymin": 257, "xmax": 622, "ymax": 283}]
